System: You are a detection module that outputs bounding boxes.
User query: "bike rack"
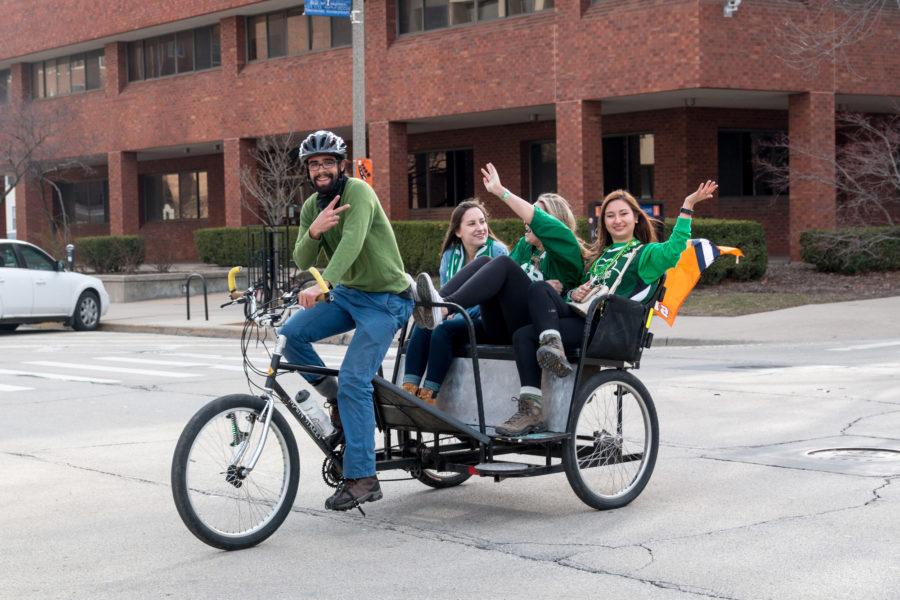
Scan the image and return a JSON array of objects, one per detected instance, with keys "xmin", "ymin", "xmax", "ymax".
[{"xmin": 184, "ymin": 273, "xmax": 209, "ymax": 321}]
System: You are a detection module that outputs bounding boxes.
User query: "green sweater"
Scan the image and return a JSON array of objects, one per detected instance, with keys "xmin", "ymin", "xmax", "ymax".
[
  {"xmin": 586, "ymin": 216, "xmax": 692, "ymax": 301},
  {"xmin": 508, "ymin": 207, "xmax": 584, "ymax": 291},
  {"xmin": 292, "ymin": 178, "xmax": 408, "ymax": 294}
]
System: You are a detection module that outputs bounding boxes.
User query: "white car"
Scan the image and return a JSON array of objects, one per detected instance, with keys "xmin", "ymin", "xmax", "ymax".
[{"xmin": 0, "ymin": 239, "xmax": 110, "ymax": 332}]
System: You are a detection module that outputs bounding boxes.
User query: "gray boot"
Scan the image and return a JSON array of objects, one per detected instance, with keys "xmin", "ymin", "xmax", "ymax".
[
  {"xmin": 536, "ymin": 331, "xmax": 574, "ymax": 378},
  {"xmin": 495, "ymin": 393, "xmax": 545, "ymax": 437}
]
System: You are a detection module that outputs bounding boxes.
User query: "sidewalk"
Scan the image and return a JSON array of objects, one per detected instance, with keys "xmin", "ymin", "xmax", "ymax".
[{"xmin": 100, "ymin": 294, "xmax": 900, "ymax": 346}]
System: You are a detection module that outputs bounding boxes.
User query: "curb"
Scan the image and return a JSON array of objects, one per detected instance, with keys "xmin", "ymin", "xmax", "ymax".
[{"xmin": 99, "ymin": 322, "xmax": 752, "ymax": 348}]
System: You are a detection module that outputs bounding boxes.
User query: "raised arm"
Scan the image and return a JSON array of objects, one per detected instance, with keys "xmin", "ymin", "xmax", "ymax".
[{"xmin": 481, "ymin": 162, "xmax": 536, "ymax": 224}]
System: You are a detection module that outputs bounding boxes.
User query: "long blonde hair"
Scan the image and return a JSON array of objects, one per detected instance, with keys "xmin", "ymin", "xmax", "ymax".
[
  {"xmin": 534, "ymin": 192, "xmax": 590, "ymax": 262},
  {"xmin": 587, "ymin": 189, "xmax": 659, "ymax": 262}
]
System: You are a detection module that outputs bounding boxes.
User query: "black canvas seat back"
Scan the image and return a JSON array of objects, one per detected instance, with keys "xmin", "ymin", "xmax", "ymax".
[{"xmin": 583, "ymin": 275, "xmax": 666, "ymax": 364}]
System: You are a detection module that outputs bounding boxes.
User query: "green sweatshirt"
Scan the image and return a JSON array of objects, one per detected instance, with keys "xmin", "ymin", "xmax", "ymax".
[
  {"xmin": 292, "ymin": 178, "xmax": 408, "ymax": 294},
  {"xmin": 586, "ymin": 216, "xmax": 693, "ymax": 301},
  {"xmin": 508, "ymin": 207, "xmax": 584, "ymax": 291}
]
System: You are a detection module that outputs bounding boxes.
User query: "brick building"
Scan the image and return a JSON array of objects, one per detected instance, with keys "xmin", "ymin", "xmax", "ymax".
[{"xmin": 1, "ymin": 0, "xmax": 898, "ymax": 261}]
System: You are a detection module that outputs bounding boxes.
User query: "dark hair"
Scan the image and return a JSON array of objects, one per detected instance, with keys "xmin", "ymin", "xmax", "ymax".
[
  {"xmin": 439, "ymin": 199, "xmax": 504, "ymax": 255},
  {"xmin": 588, "ymin": 189, "xmax": 659, "ymax": 261}
]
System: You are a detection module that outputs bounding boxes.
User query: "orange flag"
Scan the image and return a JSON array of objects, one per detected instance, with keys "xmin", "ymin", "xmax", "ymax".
[{"xmin": 655, "ymin": 239, "xmax": 743, "ymax": 326}]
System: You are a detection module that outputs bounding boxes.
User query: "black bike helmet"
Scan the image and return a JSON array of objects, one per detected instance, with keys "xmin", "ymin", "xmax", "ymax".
[{"xmin": 299, "ymin": 130, "xmax": 348, "ymax": 162}]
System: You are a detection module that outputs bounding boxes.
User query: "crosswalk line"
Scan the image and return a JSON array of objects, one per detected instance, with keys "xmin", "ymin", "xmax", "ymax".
[
  {"xmin": 0, "ymin": 368, "xmax": 120, "ymax": 384},
  {"xmin": 97, "ymin": 356, "xmax": 210, "ymax": 367},
  {"xmin": 25, "ymin": 361, "xmax": 200, "ymax": 378},
  {"xmin": 0, "ymin": 383, "xmax": 34, "ymax": 392}
]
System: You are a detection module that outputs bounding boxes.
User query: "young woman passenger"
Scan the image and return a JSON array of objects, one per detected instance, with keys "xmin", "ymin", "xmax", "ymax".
[
  {"xmin": 495, "ymin": 181, "xmax": 719, "ymax": 436},
  {"xmin": 401, "ymin": 200, "xmax": 509, "ymax": 404},
  {"xmin": 413, "ymin": 162, "xmax": 586, "ymax": 359}
]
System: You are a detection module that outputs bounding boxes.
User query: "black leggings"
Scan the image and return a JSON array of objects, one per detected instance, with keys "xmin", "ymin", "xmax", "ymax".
[
  {"xmin": 441, "ymin": 255, "xmax": 535, "ymax": 344},
  {"xmin": 512, "ymin": 281, "xmax": 586, "ymax": 389}
]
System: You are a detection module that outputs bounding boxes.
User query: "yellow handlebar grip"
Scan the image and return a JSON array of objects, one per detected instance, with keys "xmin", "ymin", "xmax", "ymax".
[
  {"xmin": 227, "ymin": 266, "xmax": 242, "ymax": 293},
  {"xmin": 307, "ymin": 267, "xmax": 330, "ymax": 294}
]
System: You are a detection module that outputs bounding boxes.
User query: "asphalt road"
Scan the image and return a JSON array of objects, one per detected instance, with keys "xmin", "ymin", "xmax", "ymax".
[{"xmin": 2, "ymin": 330, "xmax": 898, "ymax": 599}]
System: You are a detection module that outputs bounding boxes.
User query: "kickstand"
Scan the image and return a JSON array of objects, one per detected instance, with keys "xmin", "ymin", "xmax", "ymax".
[{"xmin": 355, "ymin": 503, "xmax": 366, "ymax": 517}]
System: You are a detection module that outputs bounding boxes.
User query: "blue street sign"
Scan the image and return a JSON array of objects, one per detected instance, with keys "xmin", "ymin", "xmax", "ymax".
[{"xmin": 305, "ymin": 0, "xmax": 352, "ymax": 18}]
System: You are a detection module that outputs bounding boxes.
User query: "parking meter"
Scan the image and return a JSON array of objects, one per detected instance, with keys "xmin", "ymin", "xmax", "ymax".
[{"xmin": 66, "ymin": 244, "xmax": 75, "ymax": 271}]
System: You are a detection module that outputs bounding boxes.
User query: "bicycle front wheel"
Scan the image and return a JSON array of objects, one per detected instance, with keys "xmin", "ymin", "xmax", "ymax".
[{"xmin": 171, "ymin": 394, "xmax": 300, "ymax": 550}]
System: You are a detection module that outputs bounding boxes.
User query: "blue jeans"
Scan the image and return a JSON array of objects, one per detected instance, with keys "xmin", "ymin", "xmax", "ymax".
[
  {"xmin": 403, "ymin": 317, "xmax": 487, "ymax": 392},
  {"xmin": 279, "ymin": 285, "xmax": 413, "ymax": 479}
]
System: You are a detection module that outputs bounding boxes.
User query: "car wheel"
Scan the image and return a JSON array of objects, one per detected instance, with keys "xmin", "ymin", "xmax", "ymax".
[
  {"xmin": 72, "ymin": 291, "xmax": 100, "ymax": 331},
  {"xmin": 0, "ymin": 323, "xmax": 19, "ymax": 332}
]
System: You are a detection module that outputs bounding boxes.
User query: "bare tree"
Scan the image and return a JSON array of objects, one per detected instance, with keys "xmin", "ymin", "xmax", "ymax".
[
  {"xmin": 239, "ymin": 134, "xmax": 307, "ymax": 227},
  {"xmin": 756, "ymin": 111, "xmax": 900, "ymax": 267},
  {"xmin": 774, "ymin": 0, "xmax": 899, "ymax": 76},
  {"xmin": 0, "ymin": 102, "xmax": 93, "ymax": 249}
]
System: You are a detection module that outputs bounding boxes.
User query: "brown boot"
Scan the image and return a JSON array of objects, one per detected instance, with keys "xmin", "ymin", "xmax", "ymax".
[
  {"xmin": 536, "ymin": 331, "xmax": 574, "ymax": 378},
  {"xmin": 495, "ymin": 393, "xmax": 545, "ymax": 436},
  {"xmin": 401, "ymin": 382, "xmax": 418, "ymax": 396},
  {"xmin": 325, "ymin": 476, "xmax": 383, "ymax": 511},
  {"xmin": 416, "ymin": 387, "xmax": 437, "ymax": 405}
]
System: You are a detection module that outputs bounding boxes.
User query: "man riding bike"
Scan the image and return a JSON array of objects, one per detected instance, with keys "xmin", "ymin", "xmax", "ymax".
[{"xmin": 279, "ymin": 130, "xmax": 414, "ymax": 511}]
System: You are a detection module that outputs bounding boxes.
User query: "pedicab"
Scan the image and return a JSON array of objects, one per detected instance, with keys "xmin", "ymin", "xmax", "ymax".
[{"xmin": 171, "ymin": 267, "xmax": 661, "ymax": 550}]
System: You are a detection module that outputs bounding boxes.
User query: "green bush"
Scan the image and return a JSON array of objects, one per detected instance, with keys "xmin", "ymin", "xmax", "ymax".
[
  {"xmin": 194, "ymin": 216, "xmax": 765, "ymax": 283},
  {"xmin": 662, "ymin": 218, "xmax": 767, "ymax": 284},
  {"xmin": 800, "ymin": 226, "xmax": 900, "ymax": 273},
  {"xmin": 76, "ymin": 235, "xmax": 145, "ymax": 273}
]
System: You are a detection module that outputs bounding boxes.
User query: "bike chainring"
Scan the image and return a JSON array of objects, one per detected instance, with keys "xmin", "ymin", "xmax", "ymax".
[{"xmin": 321, "ymin": 450, "xmax": 344, "ymax": 488}]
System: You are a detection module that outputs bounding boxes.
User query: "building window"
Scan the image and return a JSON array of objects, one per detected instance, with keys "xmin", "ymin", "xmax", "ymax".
[
  {"xmin": 31, "ymin": 50, "xmax": 105, "ymax": 99},
  {"xmin": 408, "ymin": 149, "xmax": 474, "ymax": 209},
  {"xmin": 141, "ymin": 171, "xmax": 209, "ymax": 222},
  {"xmin": 528, "ymin": 140, "xmax": 556, "ymax": 201},
  {"xmin": 399, "ymin": 0, "xmax": 552, "ymax": 34},
  {"xmin": 128, "ymin": 25, "xmax": 221, "ymax": 82},
  {"xmin": 247, "ymin": 7, "xmax": 351, "ymax": 61},
  {"xmin": 717, "ymin": 130, "xmax": 786, "ymax": 197},
  {"xmin": 603, "ymin": 133, "xmax": 654, "ymax": 199},
  {"xmin": 0, "ymin": 69, "xmax": 10, "ymax": 104},
  {"xmin": 58, "ymin": 180, "xmax": 109, "ymax": 225}
]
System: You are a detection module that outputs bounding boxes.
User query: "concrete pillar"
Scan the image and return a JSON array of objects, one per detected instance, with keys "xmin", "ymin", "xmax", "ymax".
[
  {"xmin": 555, "ymin": 100, "xmax": 603, "ymax": 216},
  {"xmin": 9, "ymin": 63, "xmax": 31, "ymax": 104},
  {"xmin": 105, "ymin": 42, "xmax": 128, "ymax": 96},
  {"xmin": 220, "ymin": 16, "xmax": 246, "ymax": 79},
  {"xmin": 223, "ymin": 138, "xmax": 256, "ymax": 227},
  {"xmin": 14, "ymin": 176, "xmax": 47, "ymax": 242},
  {"xmin": 369, "ymin": 121, "xmax": 408, "ymax": 220},
  {"xmin": 108, "ymin": 151, "xmax": 140, "ymax": 235},
  {"xmin": 788, "ymin": 92, "xmax": 836, "ymax": 261}
]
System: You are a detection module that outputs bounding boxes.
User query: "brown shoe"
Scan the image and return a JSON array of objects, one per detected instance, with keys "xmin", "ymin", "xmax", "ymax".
[
  {"xmin": 536, "ymin": 332, "xmax": 574, "ymax": 378},
  {"xmin": 495, "ymin": 394, "xmax": 545, "ymax": 437},
  {"xmin": 401, "ymin": 382, "xmax": 418, "ymax": 396},
  {"xmin": 416, "ymin": 387, "xmax": 437, "ymax": 405},
  {"xmin": 325, "ymin": 476, "xmax": 383, "ymax": 511}
]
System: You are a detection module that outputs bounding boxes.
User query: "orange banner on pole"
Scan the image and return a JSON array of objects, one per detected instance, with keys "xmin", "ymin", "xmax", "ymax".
[{"xmin": 355, "ymin": 158, "xmax": 373, "ymax": 187}]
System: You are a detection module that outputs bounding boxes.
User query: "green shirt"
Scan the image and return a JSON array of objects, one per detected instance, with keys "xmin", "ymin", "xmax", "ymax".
[
  {"xmin": 292, "ymin": 178, "xmax": 408, "ymax": 294},
  {"xmin": 508, "ymin": 207, "xmax": 584, "ymax": 291},
  {"xmin": 585, "ymin": 216, "xmax": 693, "ymax": 301}
]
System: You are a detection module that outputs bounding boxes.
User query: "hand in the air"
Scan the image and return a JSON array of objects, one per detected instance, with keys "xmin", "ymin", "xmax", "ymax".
[
  {"xmin": 480, "ymin": 163, "xmax": 505, "ymax": 197},
  {"xmin": 309, "ymin": 196, "xmax": 350, "ymax": 240},
  {"xmin": 683, "ymin": 181, "xmax": 718, "ymax": 210},
  {"xmin": 546, "ymin": 279, "xmax": 563, "ymax": 294}
]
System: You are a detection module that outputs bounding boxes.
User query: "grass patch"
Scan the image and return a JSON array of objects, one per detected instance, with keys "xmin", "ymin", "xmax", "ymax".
[{"xmin": 679, "ymin": 291, "xmax": 851, "ymax": 317}]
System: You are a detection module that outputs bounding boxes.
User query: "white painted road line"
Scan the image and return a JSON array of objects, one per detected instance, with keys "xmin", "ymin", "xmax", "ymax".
[
  {"xmin": 828, "ymin": 341, "xmax": 900, "ymax": 352},
  {"xmin": 0, "ymin": 368, "xmax": 120, "ymax": 384},
  {"xmin": 0, "ymin": 383, "xmax": 34, "ymax": 392},
  {"xmin": 96, "ymin": 356, "xmax": 210, "ymax": 367},
  {"xmin": 25, "ymin": 361, "xmax": 200, "ymax": 378}
]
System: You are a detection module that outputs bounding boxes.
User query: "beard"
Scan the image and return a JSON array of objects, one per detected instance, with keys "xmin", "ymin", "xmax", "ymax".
[
  {"xmin": 313, "ymin": 171, "xmax": 337, "ymax": 193},
  {"xmin": 315, "ymin": 168, "xmax": 348, "ymax": 209}
]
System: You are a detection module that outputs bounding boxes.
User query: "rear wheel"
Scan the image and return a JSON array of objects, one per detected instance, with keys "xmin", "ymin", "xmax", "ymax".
[
  {"xmin": 72, "ymin": 291, "xmax": 100, "ymax": 331},
  {"xmin": 416, "ymin": 469, "xmax": 471, "ymax": 489},
  {"xmin": 563, "ymin": 370, "xmax": 658, "ymax": 510},
  {"xmin": 0, "ymin": 324, "xmax": 19, "ymax": 332},
  {"xmin": 171, "ymin": 394, "xmax": 299, "ymax": 550}
]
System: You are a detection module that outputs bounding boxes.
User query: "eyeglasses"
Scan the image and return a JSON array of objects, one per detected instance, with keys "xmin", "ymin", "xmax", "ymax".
[{"xmin": 308, "ymin": 158, "xmax": 338, "ymax": 172}]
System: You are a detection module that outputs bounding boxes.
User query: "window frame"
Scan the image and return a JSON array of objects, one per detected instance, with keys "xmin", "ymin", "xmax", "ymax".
[
  {"xmin": 717, "ymin": 129, "xmax": 787, "ymax": 198},
  {"xmin": 602, "ymin": 132, "xmax": 655, "ymax": 199},
  {"xmin": 407, "ymin": 147, "xmax": 474, "ymax": 210},
  {"xmin": 127, "ymin": 25, "xmax": 221, "ymax": 83},
  {"xmin": 245, "ymin": 7, "xmax": 352, "ymax": 62},
  {"xmin": 527, "ymin": 139, "xmax": 557, "ymax": 202},
  {"xmin": 140, "ymin": 171, "xmax": 210, "ymax": 223},
  {"xmin": 398, "ymin": 0, "xmax": 554, "ymax": 36},
  {"xmin": 58, "ymin": 179, "xmax": 110, "ymax": 226},
  {"xmin": 31, "ymin": 50, "xmax": 105, "ymax": 99}
]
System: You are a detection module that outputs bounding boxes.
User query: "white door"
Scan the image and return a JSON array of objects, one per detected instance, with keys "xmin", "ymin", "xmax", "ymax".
[
  {"xmin": 17, "ymin": 244, "xmax": 70, "ymax": 316},
  {"xmin": 0, "ymin": 243, "xmax": 32, "ymax": 317}
]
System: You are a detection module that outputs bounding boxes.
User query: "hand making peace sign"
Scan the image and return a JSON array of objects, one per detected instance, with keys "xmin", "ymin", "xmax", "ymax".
[{"xmin": 309, "ymin": 196, "xmax": 351, "ymax": 240}]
